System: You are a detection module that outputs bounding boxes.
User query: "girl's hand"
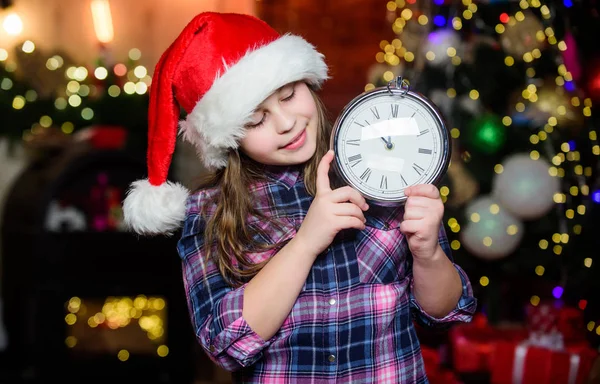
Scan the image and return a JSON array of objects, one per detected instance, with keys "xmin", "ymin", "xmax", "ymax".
[
  {"xmin": 400, "ymin": 184, "xmax": 444, "ymax": 261},
  {"xmin": 295, "ymin": 150, "xmax": 369, "ymax": 256}
]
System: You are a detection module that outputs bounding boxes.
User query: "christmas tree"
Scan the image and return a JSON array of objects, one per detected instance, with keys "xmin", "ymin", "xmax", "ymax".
[
  {"xmin": 0, "ymin": 42, "xmax": 150, "ymax": 153},
  {"xmin": 368, "ymin": 0, "xmax": 600, "ymax": 342}
]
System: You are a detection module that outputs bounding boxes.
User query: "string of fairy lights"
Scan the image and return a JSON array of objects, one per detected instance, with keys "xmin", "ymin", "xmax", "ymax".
[
  {"xmin": 0, "ymin": 43, "xmax": 150, "ymax": 139},
  {"xmin": 373, "ymin": 0, "xmax": 600, "ymax": 336}
]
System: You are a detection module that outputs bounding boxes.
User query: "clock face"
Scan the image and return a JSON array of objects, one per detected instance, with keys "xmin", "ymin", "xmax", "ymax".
[{"xmin": 331, "ymin": 87, "xmax": 450, "ymax": 204}]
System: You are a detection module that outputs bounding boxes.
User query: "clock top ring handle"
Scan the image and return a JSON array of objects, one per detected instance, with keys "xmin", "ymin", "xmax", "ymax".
[{"xmin": 387, "ymin": 76, "xmax": 410, "ymax": 96}]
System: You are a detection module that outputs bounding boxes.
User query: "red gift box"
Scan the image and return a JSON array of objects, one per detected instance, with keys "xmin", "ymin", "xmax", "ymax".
[
  {"xmin": 491, "ymin": 340, "xmax": 597, "ymax": 384},
  {"xmin": 558, "ymin": 307, "xmax": 586, "ymax": 344},
  {"xmin": 449, "ymin": 315, "xmax": 528, "ymax": 373},
  {"xmin": 422, "ymin": 346, "xmax": 463, "ymax": 384},
  {"xmin": 526, "ymin": 302, "xmax": 559, "ymax": 334}
]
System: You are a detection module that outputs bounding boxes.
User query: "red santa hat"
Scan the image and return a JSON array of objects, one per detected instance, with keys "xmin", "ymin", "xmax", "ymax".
[{"xmin": 122, "ymin": 12, "xmax": 328, "ymax": 235}]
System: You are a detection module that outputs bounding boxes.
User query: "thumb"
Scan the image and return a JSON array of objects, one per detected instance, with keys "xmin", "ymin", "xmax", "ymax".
[{"xmin": 316, "ymin": 150, "xmax": 334, "ymax": 195}]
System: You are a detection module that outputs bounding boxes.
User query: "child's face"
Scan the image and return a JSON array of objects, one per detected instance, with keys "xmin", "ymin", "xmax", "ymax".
[{"xmin": 239, "ymin": 82, "xmax": 318, "ymax": 166}]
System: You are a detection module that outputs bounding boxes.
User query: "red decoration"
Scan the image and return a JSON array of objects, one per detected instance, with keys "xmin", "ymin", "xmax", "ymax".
[
  {"xmin": 585, "ymin": 58, "xmax": 600, "ymax": 102},
  {"xmin": 449, "ymin": 314, "xmax": 528, "ymax": 373},
  {"xmin": 79, "ymin": 125, "xmax": 128, "ymax": 149},
  {"xmin": 421, "ymin": 346, "xmax": 463, "ymax": 384},
  {"xmin": 558, "ymin": 307, "xmax": 587, "ymax": 344},
  {"xmin": 562, "ymin": 32, "xmax": 582, "ymax": 83},
  {"xmin": 526, "ymin": 302, "xmax": 559, "ymax": 334},
  {"xmin": 491, "ymin": 341, "xmax": 597, "ymax": 384}
]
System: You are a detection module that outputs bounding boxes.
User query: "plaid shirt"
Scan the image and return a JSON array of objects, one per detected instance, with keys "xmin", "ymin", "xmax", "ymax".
[{"xmin": 178, "ymin": 166, "xmax": 477, "ymax": 383}]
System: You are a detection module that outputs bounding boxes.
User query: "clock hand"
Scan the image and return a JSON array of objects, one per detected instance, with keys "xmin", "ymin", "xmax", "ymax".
[{"xmin": 380, "ymin": 136, "xmax": 393, "ymax": 150}]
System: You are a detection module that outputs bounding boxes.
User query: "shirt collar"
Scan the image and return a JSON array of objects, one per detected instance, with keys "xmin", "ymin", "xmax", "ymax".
[{"xmin": 262, "ymin": 164, "xmax": 302, "ymax": 189}]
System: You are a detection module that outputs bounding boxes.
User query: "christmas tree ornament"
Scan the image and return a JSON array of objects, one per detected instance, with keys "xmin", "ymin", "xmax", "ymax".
[
  {"xmin": 527, "ymin": 84, "xmax": 584, "ymax": 131},
  {"xmin": 585, "ymin": 58, "xmax": 600, "ymax": 103},
  {"xmin": 460, "ymin": 195, "xmax": 524, "ymax": 260},
  {"xmin": 424, "ymin": 29, "xmax": 461, "ymax": 68},
  {"xmin": 500, "ymin": 10, "xmax": 544, "ymax": 58},
  {"xmin": 492, "ymin": 153, "xmax": 559, "ymax": 220},
  {"xmin": 562, "ymin": 31, "xmax": 582, "ymax": 83},
  {"xmin": 465, "ymin": 113, "xmax": 506, "ymax": 154},
  {"xmin": 331, "ymin": 76, "xmax": 451, "ymax": 205},
  {"xmin": 446, "ymin": 141, "xmax": 480, "ymax": 207},
  {"xmin": 429, "ymin": 89, "xmax": 455, "ymax": 118},
  {"xmin": 458, "ymin": 94, "xmax": 482, "ymax": 116}
]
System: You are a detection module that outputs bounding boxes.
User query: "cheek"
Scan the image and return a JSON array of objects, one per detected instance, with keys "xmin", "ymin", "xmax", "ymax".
[{"xmin": 240, "ymin": 130, "xmax": 274, "ymax": 158}]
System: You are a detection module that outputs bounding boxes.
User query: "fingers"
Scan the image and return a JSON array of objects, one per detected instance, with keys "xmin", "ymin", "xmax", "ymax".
[
  {"xmin": 330, "ymin": 186, "xmax": 369, "ymax": 210},
  {"xmin": 405, "ymin": 196, "xmax": 438, "ymax": 209},
  {"xmin": 333, "ymin": 203, "xmax": 366, "ymax": 222},
  {"xmin": 402, "ymin": 206, "xmax": 428, "ymax": 221},
  {"xmin": 404, "ymin": 184, "xmax": 440, "ymax": 199},
  {"xmin": 399, "ymin": 220, "xmax": 420, "ymax": 235},
  {"xmin": 316, "ymin": 150, "xmax": 334, "ymax": 195},
  {"xmin": 341, "ymin": 216, "xmax": 367, "ymax": 231}
]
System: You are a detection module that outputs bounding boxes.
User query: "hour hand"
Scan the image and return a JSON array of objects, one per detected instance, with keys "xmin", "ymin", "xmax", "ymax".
[{"xmin": 380, "ymin": 136, "xmax": 393, "ymax": 149}]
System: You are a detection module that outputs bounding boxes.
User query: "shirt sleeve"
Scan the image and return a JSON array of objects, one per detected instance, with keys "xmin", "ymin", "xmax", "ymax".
[
  {"xmin": 177, "ymin": 211, "xmax": 279, "ymax": 372},
  {"xmin": 408, "ymin": 224, "xmax": 477, "ymax": 328}
]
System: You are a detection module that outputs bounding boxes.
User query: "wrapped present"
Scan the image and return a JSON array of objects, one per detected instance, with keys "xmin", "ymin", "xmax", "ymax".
[
  {"xmin": 491, "ymin": 340, "xmax": 597, "ymax": 384},
  {"xmin": 449, "ymin": 314, "xmax": 528, "ymax": 373},
  {"xmin": 427, "ymin": 367, "xmax": 463, "ymax": 384},
  {"xmin": 558, "ymin": 307, "xmax": 586, "ymax": 344},
  {"xmin": 526, "ymin": 302, "xmax": 559, "ymax": 335},
  {"xmin": 422, "ymin": 346, "xmax": 463, "ymax": 384}
]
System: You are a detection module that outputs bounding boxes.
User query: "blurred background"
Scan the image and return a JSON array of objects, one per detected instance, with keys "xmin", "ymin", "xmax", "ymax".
[{"xmin": 1, "ymin": 0, "xmax": 600, "ymax": 383}]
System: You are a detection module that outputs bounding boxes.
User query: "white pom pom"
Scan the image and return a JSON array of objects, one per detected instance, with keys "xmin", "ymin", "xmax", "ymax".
[{"xmin": 123, "ymin": 179, "xmax": 189, "ymax": 235}]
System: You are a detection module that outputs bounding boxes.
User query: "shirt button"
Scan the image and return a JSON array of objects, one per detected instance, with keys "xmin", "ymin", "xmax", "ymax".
[
  {"xmin": 328, "ymin": 354, "xmax": 336, "ymax": 362},
  {"xmin": 328, "ymin": 298, "xmax": 336, "ymax": 305}
]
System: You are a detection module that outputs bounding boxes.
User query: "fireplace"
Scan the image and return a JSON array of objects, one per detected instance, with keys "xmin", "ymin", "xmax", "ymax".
[{"xmin": 1, "ymin": 147, "xmax": 196, "ymax": 383}]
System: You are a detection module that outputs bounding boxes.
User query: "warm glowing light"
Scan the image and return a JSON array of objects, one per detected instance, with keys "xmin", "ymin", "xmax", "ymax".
[
  {"xmin": 91, "ymin": 0, "xmax": 114, "ymax": 43},
  {"xmin": 117, "ymin": 349, "xmax": 130, "ymax": 361},
  {"xmin": 3, "ymin": 12, "xmax": 23, "ymax": 36}
]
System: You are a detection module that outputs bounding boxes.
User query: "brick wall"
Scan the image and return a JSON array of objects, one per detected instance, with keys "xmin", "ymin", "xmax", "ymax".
[{"xmin": 257, "ymin": 0, "xmax": 393, "ymax": 116}]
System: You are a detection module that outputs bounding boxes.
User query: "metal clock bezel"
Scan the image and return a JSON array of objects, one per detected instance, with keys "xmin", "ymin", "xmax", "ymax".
[{"xmin": 330, "ymin": 77, "xmax": 452, "ymax": 206}]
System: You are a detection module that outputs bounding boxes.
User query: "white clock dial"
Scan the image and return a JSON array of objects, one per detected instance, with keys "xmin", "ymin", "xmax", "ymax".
[{"xmin": 331, "ymin": 85, "xmax": 450, "ymax": 205}]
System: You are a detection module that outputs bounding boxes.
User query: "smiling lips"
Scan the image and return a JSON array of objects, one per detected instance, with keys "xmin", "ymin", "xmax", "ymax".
[{"xmin": 283, "ymin": 129, "xmax": 306, "ymax": 150}]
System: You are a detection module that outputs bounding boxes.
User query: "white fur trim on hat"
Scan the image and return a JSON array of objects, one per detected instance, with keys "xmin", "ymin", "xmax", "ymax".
[
  {"xmin": 123, "ymin": 179, "xmax": 190, "ymax": 235},
  {"xmin": 180, "ymin": 34, "xmax": 329, "ymax": 170}
]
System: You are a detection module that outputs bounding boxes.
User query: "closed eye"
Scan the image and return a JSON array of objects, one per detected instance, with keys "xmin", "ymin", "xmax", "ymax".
[
  {"xmin": 247, "ymin": 112, "xmax": 266, "ymax": 128},
  {"xmin": 282, "ymin": 89, "xmax": 295, "ymax": 102}
]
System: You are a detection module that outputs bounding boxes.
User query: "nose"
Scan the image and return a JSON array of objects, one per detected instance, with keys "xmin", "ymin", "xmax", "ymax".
[{"xmin": 272, "ymin": 106, "xmax": 296, "ymax": 135}]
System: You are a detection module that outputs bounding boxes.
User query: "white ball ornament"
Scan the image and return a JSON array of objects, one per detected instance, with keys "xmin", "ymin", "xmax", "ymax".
[
  {"xmin": 424, "ymin": 29, "xmax": 461, "ymax": 68},
  {"xmin": 429, "ymin": 89, "xmax": 454, "ymax": 118},
  {"xmin": 492, "ymin": 153, "xmax": 560, "ymax": 220},
  {"xmin": 460, "ymin": 195, "xmax": 524, "ymax": 260}
]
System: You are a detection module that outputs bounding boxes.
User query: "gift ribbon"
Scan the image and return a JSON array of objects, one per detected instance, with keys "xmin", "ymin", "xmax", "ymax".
[
  {"xmin": 512, "ymin": 345, "xmax": 528, "ymax": 384},
  {"xmin": 568, "ymin": 354, "xmax": 581, "ymax": 384},
  {"xmin": 512, "ymin": 344, "xmax": 581, "ymax": 384}
]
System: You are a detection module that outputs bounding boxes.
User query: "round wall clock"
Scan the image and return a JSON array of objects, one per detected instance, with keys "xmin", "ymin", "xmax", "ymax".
[{"xmin": 330, "ymin": 76, "xmax": 451, "ymax": 205}]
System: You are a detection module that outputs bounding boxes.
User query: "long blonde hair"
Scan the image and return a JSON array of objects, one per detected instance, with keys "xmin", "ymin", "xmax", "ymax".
[{"xmin": 199, "ymin": 87, "xmax": 332, "ymax": 287}]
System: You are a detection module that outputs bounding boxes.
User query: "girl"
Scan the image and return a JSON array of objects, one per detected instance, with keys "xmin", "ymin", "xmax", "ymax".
[{"xmin": 123, "ymin": 12, "xmax": 477, "ymax": 383}]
